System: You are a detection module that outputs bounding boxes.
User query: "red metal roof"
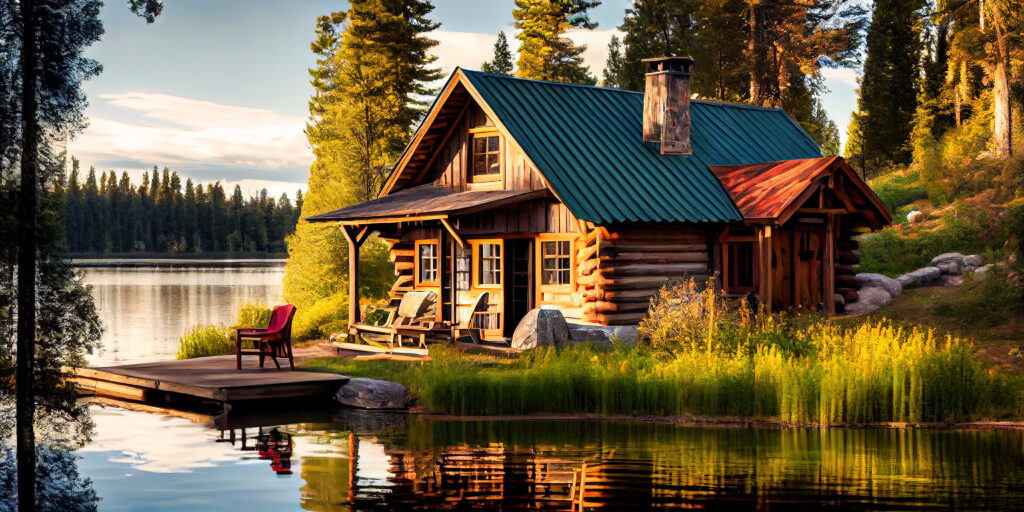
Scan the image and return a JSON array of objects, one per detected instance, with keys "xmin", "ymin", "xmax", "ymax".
[{"xmin": 710, "ymin": 157, "xmax": 842, "ymax": 220}]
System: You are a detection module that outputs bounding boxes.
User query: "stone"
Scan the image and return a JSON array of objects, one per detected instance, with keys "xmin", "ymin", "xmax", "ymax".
[
  {"xmin": 929, "ymin": 252, "xmax": 965, "ymax": 267},
  {"xmin": 855, "ymin": 273, "xmax": 902, "ymax": 298},
  {"xmin": 511, "ymin": 308, "xmax": 570, "ymax": 351},
  {"xmin": 906, "ymin": 210, "xmax": 922, "ymax": 224},
  {"xmin": 568, "ymin": 323, "xmax": 638, "ymax": 347},
  {"xmin": 843, "ymin": 286, "xmax": 892, "ymax": 315},
  {"xmin": 334, "ymin": 378, "xmax": 407, "ymax": 410},
  {"xmin": 936, "ymin": 259, "xmax": 963, "ymax": 275},
  {"xmin": 940, "ymin": 274, "xmax": 964, "ymax": 286},
  {"xmin": 896, "ymin": 266, "xmax": 942, "ymax": 288},
  {"xmin": 973, "ymin": 263, "xmax": 995, "ymax": 277},
  {"xmin": 963, "ymin": 254, "xmax": 987, "ymax": 268}
]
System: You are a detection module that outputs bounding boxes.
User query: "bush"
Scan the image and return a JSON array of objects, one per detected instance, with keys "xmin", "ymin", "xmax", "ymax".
[
  {"xmin": 291, "ymin": 291, "xmax": 348, "ymax": 341},
  {"xmin": 870, "ymin": 170, "xmax": 929, "ymax": 214},
  {"xmin": 232, "ymin": 302, "xmax": 272, "ymax": 330},
  {"xmin": 176, "ymin": 324, "xmax": 232, "ymax": 359},
  {"xmin": 933, "ymin": 271, "xmax": 1024, "ymax": 329}
]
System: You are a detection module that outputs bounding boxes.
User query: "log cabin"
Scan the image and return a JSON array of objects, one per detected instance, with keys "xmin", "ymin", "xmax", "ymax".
[{"xmin": 307, "ymin": 57, "xmax": 891, "ymax": 342}]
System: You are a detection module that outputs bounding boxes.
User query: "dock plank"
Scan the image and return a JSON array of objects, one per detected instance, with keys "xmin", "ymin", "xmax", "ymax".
[{"xmin": 74, "ymin": 355, "xmax": 349, "ymax": 402}]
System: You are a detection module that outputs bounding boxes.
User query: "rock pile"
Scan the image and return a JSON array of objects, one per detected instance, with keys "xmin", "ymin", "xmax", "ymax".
[{"xmin": 845, "ymin": 253, "xmax": 988, "ymax": 315}]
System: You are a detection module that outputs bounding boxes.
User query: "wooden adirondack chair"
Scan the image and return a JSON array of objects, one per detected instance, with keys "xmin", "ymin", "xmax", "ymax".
[
  {"xmin": 349, "ymin": 290, "xmax": 438, "ymax": 348},
  {"xmin": 453, "ymin": 292, "xmax": 490, "ymax": 344},
  {"xmin": 235, "ymin": 303, "xmax": 297, "ymax": 370}
]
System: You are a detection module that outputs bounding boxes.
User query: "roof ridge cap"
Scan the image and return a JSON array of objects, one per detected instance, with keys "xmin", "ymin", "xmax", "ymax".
[{"xmin": 461, "ymin": 68, "xmax": 643, "ymax": 96}]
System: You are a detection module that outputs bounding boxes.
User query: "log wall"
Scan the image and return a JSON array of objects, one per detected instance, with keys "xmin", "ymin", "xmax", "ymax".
[{"xmin": 576, "ymin": 225, "xmax": 710, "ymax": 325}]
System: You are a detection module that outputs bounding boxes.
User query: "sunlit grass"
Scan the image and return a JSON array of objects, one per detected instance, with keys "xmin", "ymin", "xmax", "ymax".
[{"xmin": 176, "ymin": 302, "xmax": 272, "ymax": 359}]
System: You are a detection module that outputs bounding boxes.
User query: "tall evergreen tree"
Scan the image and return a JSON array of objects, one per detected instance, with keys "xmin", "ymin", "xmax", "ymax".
[
  {"xmin": 601, "ymin": 34, "xmax": 623, "ymax": 87},
  {"xmin": 285, "ymin": 1, "xmax": 439, "ymax": 339},
  {"xmin": 513, "ymin": 0, "xmax": 600, "ymax": 84},
  {"xmin": 858, "ymin": 0, "xmax": 926, "ymax": 168},
  {"xmin": 481, "ymin": 31, "xmax": 514, "ymax": 75}
]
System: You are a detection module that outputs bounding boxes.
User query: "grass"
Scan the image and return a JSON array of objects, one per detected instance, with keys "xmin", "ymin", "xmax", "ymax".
[
  {"xmin": 301, "ymin": 281, "xmax": 1024, "ymax": 424},
  {"xmin": 176, "ymin": 302, "xmax": 273, "ymax": 359}
]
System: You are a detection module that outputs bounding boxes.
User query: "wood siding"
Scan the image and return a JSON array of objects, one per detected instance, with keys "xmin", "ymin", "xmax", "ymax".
[{"xmin": 430, "ymin": 104, "xmax": 546, "ymax": 192}]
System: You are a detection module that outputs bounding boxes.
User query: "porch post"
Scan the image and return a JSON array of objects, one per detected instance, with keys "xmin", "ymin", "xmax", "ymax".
[
  {"xmin": 824, "ymin": 214, "xmax": 836, "ymax": 315},
  {"xmin": 341, "ymin": 225, "xmax": 364, "ymax": 325},
  {"xmin": 758, "ymin": 225, "xmax": 773, "ymax": 312}
]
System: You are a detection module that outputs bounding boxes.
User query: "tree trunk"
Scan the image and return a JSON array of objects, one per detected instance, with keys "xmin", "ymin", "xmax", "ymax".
[
  {"xmin": 990, "ymin": 13, "xmax": 1012, "ymax": 157},
  {"xmin": 17, "ymin": 0, "xmax": 38, "ymax": 509},
  {"xmin": 748, "ymin": 1, "xmax": 761, "ymax": 105}
]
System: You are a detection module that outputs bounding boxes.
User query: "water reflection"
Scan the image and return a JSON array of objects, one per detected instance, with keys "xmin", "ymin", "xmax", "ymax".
[
  {"xmin": 70, "ymin": 406, "xmax": 1024, "ymax": 511},
  {"xmin": 79, "ymin": 264, "xmax": 284, "ymax": 366}
]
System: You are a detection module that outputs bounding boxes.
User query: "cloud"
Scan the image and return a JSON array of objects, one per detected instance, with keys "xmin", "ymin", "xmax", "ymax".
[
  {"xmin": 68, "ymin": 92, "xmax": 312, "ymax": 187},
  {"xmin": 431, "ymin": 28, "xmax": 624, "ymax": 79},
  {"xmin": 820, "ymin": 67, "xmax": 860, "ymax": 88}
]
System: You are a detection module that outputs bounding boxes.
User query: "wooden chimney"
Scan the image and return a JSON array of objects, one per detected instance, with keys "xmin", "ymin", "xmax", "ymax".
[{"xmin": 642, "ymin": 56, "xmax": 694, "ymax": 155}]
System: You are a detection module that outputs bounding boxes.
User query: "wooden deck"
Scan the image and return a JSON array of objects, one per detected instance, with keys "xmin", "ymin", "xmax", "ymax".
[{"xmin": 72, "ymin": 355, "xmax": 349, "ymax": 403}]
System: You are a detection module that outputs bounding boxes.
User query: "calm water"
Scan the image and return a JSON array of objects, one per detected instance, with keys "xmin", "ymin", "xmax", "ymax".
[
  {"xmin": 65, "ymin": 263, "xmax": 1024, "ymax": 510},
  {"xmin": 68, "ymin": 406, "xmax": 1024, "ymax": 511},
  {"xmin": 79, "ymin": 262, "xmax": 285, "ymax": 365}
]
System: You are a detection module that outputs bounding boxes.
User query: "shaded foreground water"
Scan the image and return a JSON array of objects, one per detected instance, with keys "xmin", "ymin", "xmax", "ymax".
[{"xmin": 68, "ymin": 405, "xmax": 1024, "ymax": 511}]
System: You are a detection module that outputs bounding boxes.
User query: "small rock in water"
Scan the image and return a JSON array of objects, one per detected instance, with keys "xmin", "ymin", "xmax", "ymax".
[
  {"xmin": 335, "ymin": 378, "xmax": 407, "ymax": 409},
  {"xmin": 512, "ymin": 308, "xmax": 570, "ymax": 351},
  {"xmin": 855, "ymin": 273, "xmax": 902, "ymax": 298}
]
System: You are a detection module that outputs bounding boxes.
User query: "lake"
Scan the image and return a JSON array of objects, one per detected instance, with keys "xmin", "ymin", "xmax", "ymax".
[
  {"xmin": 79, "ymin": 261, "xmax": 285, "ymax": 365},
  {"xmin": 63, "ymin": 262, "xmax": 1024, "ymax": 510}
]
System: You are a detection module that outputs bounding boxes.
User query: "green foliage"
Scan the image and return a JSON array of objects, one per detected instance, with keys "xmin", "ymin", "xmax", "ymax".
[
  {"xmin": 600, "ymin": 35, "xmax": 622, "ymax": 87},
  {"xmin": 857, "ymin": 207, "xmax": 998, "ymax": 276},
  {"xmin": 303, "ymin": 318, "xmax": 1019, "ymax": 424},
  {"xmin": 857, "ymin": 0, "xmax": 926, "ymax": 168},
  {"xmin": 62, "ymin": 162, "xmax": 300, "ymax": 255},
  {"xmin": 285, "ymin": 1, "xmax": 437, "ymax": 340},
  {"xmin": 869, "ymin": 169, "xmax": 928, "ymax": 214},
  {"xmin": 176, "ymin": 324, "xmax": 233, "ymax": 360},
  {"xmin": 231, "ymin": 302, "xmax": 272, "ymax": 330},
  {"xmin": 481, "ymin": 31, "xmax": 514, "ymax": 75},
  {"xmin": 932, "ymin": 271, "xmax": 1024, "ymax": 329},
  {"xmin": 513, "ymin": 0, "xmax": 599, "ymax": 84}
]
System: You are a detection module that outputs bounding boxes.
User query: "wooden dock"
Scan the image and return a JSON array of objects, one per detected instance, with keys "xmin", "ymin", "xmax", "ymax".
[{"xmin": 72, "ymin": 355, "xmax": 349, "ymax": 403}]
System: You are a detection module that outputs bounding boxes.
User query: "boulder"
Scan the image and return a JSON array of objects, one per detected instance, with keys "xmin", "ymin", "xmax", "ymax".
[
  {"xmin": 855, "ymin": 273, "xmax": 902, "ymax": 298},
  {"xmin": 844, "ymin": 286, "xmax": 892, "ymax": 315},
  {"xmin": 568, "ymin": 323, "xmax": 638, "ymax": 347},
  {"xmin": 930, "ymin": 252, "xmax": 965, "ymax": 267},
  {"xmin": 973, "ymin": 263, "xmax": 995, "ymax": 278},
  {"xmin": 897, "ymin": 266, "xmax": 942, "ymax": 288},
  {"xmin": 335, "ymin": 378, "xmax": 407, "ymax": 409},
  {"xmin": 963, "ymin": 254, "xmax": 987, "ymax": 269},
  {"xmin": 906, "ymin": 210, "xmax": 922, "ymax": 224},
  {"xmin": 936, "ymin": 259, "xmax": 963, "ymax": 275},
  {"xmin": 511, "ymin": 308, "xmax": 570, "ymax": 351}
]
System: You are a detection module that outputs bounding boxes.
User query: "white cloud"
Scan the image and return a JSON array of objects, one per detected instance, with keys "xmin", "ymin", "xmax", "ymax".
[
  {"xmin": 68, "ymin": 92, "xmax": 312, "ymax": 182},
  {"xmin": 820, "ymin": 67, "xmax": 860, "ymax": 88},
  {"xmin": 430, "ymin": 28, "xmax": 624, "ymax": 79}
]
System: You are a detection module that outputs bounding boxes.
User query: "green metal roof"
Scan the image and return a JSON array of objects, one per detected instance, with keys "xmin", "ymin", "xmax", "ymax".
[{"xmin": 460, "ymin": 69, "xmax": 823, "ymax": 224}]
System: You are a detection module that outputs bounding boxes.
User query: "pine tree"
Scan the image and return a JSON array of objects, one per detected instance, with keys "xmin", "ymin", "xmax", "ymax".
[
  {"xmin": 601, "ymin": 35, "xmax": 622, "ymax": 87},
  {"xmin": 513, "ymin": 0, "xmax": 600, "ymax": 84},
  {"xmin": 285, "ymin": 1, "xmax": 439, "ymax": 339},
  {"xmin": 857, "ymin": 0, "xmax": 926, "ymax": 168},
  {"xmin": 481, "ymin": 31, "xmax": 514, "ymax": 75}
]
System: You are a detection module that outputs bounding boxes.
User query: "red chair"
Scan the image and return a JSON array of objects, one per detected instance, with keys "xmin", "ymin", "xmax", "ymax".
[{"xmin": 235, "ymin": 304, "xmax": 297, "ymax": 370}]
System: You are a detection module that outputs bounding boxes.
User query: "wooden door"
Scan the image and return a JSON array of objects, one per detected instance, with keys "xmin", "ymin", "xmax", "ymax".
[
  {"xmin": 791, "ymin": 224, "xmax": 825, "ymax": 310},
  {"xmin": 504, "ymin": 239, "xmax": 533, "ymax": 337}
]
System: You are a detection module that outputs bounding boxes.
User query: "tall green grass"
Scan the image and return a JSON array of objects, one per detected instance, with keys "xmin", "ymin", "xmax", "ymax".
[
  {"xmin": 176, "ymin": 302, "xmax": 273, "ymax": 359},
  {"xmin": 303, "ymin": 281, "xmax": 1024, "ymax": 424}
]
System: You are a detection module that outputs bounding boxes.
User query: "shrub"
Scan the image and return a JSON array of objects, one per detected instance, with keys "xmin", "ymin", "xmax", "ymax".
[
  {"xmin": 932, "ymin": 270, "xmax": 1024, "ymax": 329},
  {"xmin": 871, "ymin": 170, "xmax": 929, "ymax": 214},
  {"xmin": 292, "ymin": 291, "xmax": 348, "ymax": 341},
  {"xmin": 176, "ymin": 324, "xmax": 232, "ymax": 359},
  {"xmin": 232, "ymin": 302, "xmax": 272, "ymax": 330}
]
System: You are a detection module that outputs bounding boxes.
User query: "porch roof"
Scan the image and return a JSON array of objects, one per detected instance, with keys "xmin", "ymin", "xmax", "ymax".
[{"xmin": 305, "ymin": 184, "xmax": 549, "ymax": 225}]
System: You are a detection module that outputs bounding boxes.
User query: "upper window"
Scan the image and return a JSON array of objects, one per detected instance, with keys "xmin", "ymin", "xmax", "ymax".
[
  {"xmin": 540, "ymin": 240, "xmax": 572, "ymax": 287},
  {"xmin": 470, "ymin": 132, "xmax": 501, "ymax": 182},
  {"xmin": 475, "ymin": 242, "xmax": 502, "ymax": 287},
  {"xmin": 416, "ymin": 241, "xmax": 438, "ymax": 286}
]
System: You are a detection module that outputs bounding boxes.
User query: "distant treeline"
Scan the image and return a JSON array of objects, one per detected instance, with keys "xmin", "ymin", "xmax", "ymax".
[{"xmin": 62, "ymin": 160, "xmax": 303, "ymax": 255}]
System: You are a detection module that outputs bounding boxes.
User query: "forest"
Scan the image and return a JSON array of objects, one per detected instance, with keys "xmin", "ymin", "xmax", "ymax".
[{"xmin": 61, "ymin": 159, "xmax": 302, "ymax": 255}]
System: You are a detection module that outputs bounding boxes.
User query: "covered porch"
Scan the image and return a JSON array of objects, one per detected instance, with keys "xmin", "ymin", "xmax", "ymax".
[{"xmin": 307, "ymin": 184, "xmax": 554, "ymax": 344}]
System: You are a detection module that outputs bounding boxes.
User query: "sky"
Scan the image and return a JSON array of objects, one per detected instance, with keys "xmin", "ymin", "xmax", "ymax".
[{"xmin": 67, "ymin": 0, "xmax": 860, "ymax": 199}]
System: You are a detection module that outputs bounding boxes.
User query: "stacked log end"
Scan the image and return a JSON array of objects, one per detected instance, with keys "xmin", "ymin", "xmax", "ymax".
[
  {"xmin": 835, "ymin": 234, "xmax": 860, "ymax": 304},
  {"xmin": 388, "ymin": 240, "xmax": 415, "ymax": 308},
  {"xmin": 577, "ymin": 226, "xmax": 709, "ymax": 325}
]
